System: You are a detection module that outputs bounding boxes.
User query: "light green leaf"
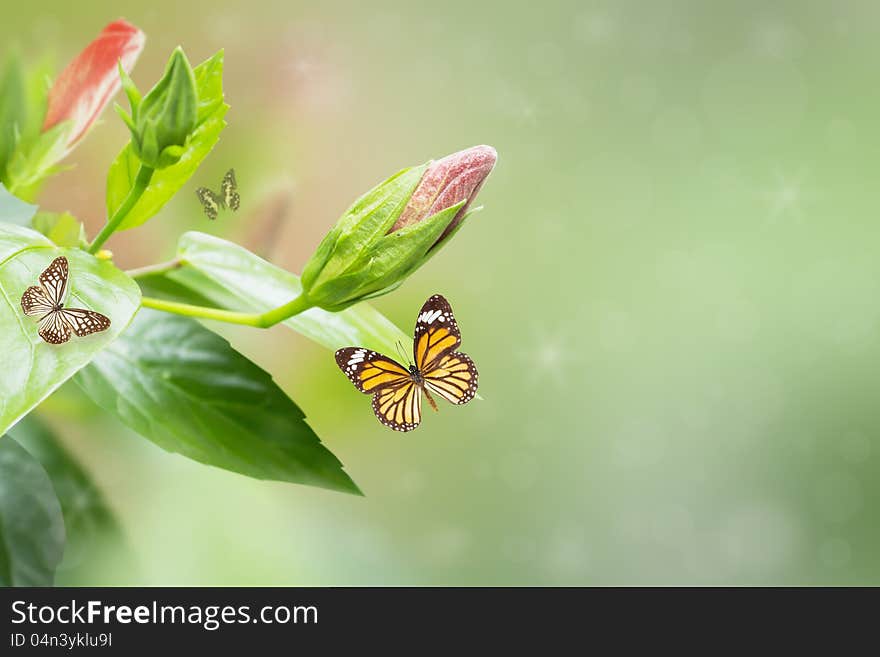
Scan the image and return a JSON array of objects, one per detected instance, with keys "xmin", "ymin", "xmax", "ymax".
[
  {"xmin": 75, "ymin": 309, "xmax": 362, "ymax": 495},
  {"xmin": 31, "ymin": 211, "xmax": 87, "ymax": 247},
  {"xmin": 10, "ymin": 414, "xmax": 124, "ymax": 575},
  {"xmin": 0, "ymin": 223, "xmax": 141, "ymax": 436},
  {"xmin": 106, "ymin": 50, "xmax": 227, "ymax": 231},
  {"xmin": 0, "ymin": 182, "xmax": 37, "ymax": 226},
  {"xmin": 168, "ymin": 231, "xmax": 409, "ymax": 355},
  {"xmin": 0, "ymin": 56, "xmax": 55, "ymax": 201},
  {"xmin": 0, "ymin": 54, "xmax": 26, "ymax": 180},
  {"xmin": 0, "ymin": 435, "xmax": 65, "ymax": 586},
  {"xmin": 134, "ymin": 269, "xmax": 218, "ymax": 307},
  {"xmin": 0, "ymin": 183, "xmax": 37, "ymax": 226},
  {"xmin": 4, "ymin": 121, "xmax": 73, "ymax": 196}
]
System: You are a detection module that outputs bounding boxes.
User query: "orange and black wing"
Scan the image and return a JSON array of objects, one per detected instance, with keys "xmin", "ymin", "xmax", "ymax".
[
  {"xmin": 371, "ymin": 380, "xmax": 422, "ymax": 432},
  {"xmin": 335, "ymin": 347, "xmax": 422, "ymax": 431},
  {"xmin": 412, "ymin": 294, "xmax": 461, "ymax": 373},
  {"xmin": 335, "ymin": 347, "xmax": 411, "ymax": 393},
  {"xmin": 423, "ymin": 351, "xmax": 479, "ymax": 405}
]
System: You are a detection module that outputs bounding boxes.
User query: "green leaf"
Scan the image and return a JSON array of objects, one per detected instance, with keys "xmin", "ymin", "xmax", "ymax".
[
  {"xmin": 0, "ymin": 56, "xmax": 55, "ymax": 201},
  {"xmin": 22, "ymin": 56, "xmax": 53, "ymax": 142},
  {"xmin": 0, "ymin": 435, "xmax": 65, "ymax": 586},
  {"xmin": 4, "ymin": 121, "xmax": 73, "ymax": 196},
  {"xmin": 106, "ymin": 50, "xmax": 227, "ymax": 231},
  {"xmin": 0, "ymin": 54, "xmax": 26, "ymax": 181},
  {"xmin": 135, "ymin": 269, "xmax": 219, "ymax": 307},
  {"xmin": 0, "ymin": 223, "xmax": 141, "ymax": 436},
  {"xmin": 31, "ymin": 211, "xmax": 87, "ymax": 247},
  {"xmin": 75, "ymin": 308, "xmax": 362, "ymax": 495},
  {"xmin": 10, "ymin": 414, "xmax": 124, "ymax": 575},
  {"xmin": 0, "ymin": 182, "xmax": 37, "ymax": 226},
  {"xmin": 169, "ymin": 231, "xmax": 409, "ymax": 355}
]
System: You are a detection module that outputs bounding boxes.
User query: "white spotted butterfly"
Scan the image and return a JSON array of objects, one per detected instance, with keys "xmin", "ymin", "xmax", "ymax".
[
  {"xmin": 20, "ymin": 256, "xmax": 111, "ymax": 345},
  {"xmin": 196, "ymin": 168, "xmax": 240, "ymax": 220},
  {"xmin": 336, "ymin": 294, "xmax": 479, "ymax": 432}
]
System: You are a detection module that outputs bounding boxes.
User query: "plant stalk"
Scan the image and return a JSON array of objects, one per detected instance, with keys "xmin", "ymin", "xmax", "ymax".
[
  {"xmin": 140, "ymin": 293, "xmax": 314, "ymax": 329},
  {"xmin": 88, "ymin": 164, "xmax": 154, "ymax": 254},
  {"xmin": 126, "ymin": 258, "xmax": 185, "ymax": 279}
]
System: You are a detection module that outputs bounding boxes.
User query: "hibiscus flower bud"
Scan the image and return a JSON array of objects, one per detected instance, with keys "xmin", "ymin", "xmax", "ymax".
[
  {"xmin": 390, "ymin": 144, "xmax": 497, "ymax": 247},
  {"xmin": 116, "ymin": 47, "xmax": 198, "ymax": 169},
  {"xmin": 300, "ymin": 145, "xmax": 497, "ymax": 311},
  {"xmin": 43, "ymin": 19, "xmax": 145, "ymax": 154}
]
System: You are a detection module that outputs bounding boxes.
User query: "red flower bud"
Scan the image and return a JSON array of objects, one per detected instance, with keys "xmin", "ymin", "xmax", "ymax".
[
  {"xmin": 42, "ymin": 19, "xmax": 145, "ymax": 151},
  {"xmin": 390, "ymin": 144, "xmax": 497, "ymax": 244}
]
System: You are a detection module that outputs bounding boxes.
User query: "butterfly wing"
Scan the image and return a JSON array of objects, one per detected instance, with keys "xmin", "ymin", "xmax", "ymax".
[
  {"xmin": 21, "ymin": 286, "xmax": 55, "ymax": 317},
  {"xmin": 58, "ymin": 307, "xmax": 111, "ymax": 337},
  {"xmin": 423, "ymin": 351, "xmax": 479, "ymax": 405},
  {"xmin": 335, "ymin": 347, "xmax": 422, "ymax": 431},
  {"xmin": 335, "ymin": 347, "xmax": 411, "ymax": 393},
  {"xmin": 39, "ymin": 256, "xmax": 70, "ymax": 307},
  {"xmin": 413, "ymin": 294, "xmax": 462, "ymax": 374},
  {"xmin": 196, "ymin": 187, "xmax": 223, "ymax": 220},
  {"xmin": 413, "ymin": 294, "xmax": 478, "ymax": 405},
  {"xmin": 38, "ymin": 311, "xmax": 71, "ymax": 345},
  {"xmin": 221, "ymin": 168, "xmax": 240, "ymax": 211},
  {"xmin": 371, "ymin": 380, "xmax": 422, "ymax": 432}
]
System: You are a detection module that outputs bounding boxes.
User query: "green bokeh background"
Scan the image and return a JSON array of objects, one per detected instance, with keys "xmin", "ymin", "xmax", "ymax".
[{"xmin": 8, "ymin": 0, "xmax": 880, "ymax": 584}]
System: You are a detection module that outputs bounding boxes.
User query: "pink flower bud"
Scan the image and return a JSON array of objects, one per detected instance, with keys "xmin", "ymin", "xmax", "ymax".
[
  {"xmin": 42, "ymin": 19, "xmax": 145, "ymax": 151},
  {"xmin": 390, "ymin": 144, "xmax": 497, "ymax": 244}
]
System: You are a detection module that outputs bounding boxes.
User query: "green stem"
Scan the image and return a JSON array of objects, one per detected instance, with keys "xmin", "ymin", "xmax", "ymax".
[
  {"xmin": 88, "ymin": 164, "xmax": 155, "ymax": 254},
  {"xmin": 126, "ymin": 258, "xmax": 185, "ymax": 279},
  {"xmin": 140, "ymin": 293, "xmax": 314, "ymax": 329}
]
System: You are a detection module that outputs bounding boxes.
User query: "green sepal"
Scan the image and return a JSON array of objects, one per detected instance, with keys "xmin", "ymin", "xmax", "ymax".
[
  {"xmin": 301, "ymin": 164, "xmax": 426, "ymax": 291},
  {"xmin": 308, "ymin": 202, "xmax": 460, "ymax": 311},
  {"xmin": 127, "ymin": 47, "xmax": 198, "ymax": 170},
  {"xmin": 113, "ymin": 103, "xmax": 136, "ymax": 134}
]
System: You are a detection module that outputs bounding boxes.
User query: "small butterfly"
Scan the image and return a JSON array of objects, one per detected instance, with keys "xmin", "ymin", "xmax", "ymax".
[
  {"xmin": 196, "ymin": 168, "xmax": 240, "ymax": 220},
  {"xmin": 20, "ymin": 256, "xmax": 111, "ymax": 345},
  {"xmin": 336, "ymin": 294, "xmax": 479, "ymax": 432}
]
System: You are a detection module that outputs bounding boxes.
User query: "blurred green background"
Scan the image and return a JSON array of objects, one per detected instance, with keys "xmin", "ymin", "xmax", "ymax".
[{"xmin": 7, "ymin": 0, "xmax": 880, "ymax": 584}]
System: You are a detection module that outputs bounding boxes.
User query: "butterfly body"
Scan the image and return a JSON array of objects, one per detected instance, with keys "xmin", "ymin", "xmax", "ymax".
[
  {"xmin": 196, "ymin": 168, "xmax": 239, "ymax": 220},
  {"xmin": 336, "ymin": 294, "xmax": 478, "ymax": 431},
  {"xmin": 20, "ymin": 256, "xmax": 111, "ymax": 345},
  {"xmin": 405, "ymin": 363, "xmax": 440, "ymax": 411}
]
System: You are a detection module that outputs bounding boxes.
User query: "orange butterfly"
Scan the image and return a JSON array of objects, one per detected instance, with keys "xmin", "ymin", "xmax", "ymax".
[{"xmin": 336, "ymin": 294, "xmax": 479, "ymax": 431}]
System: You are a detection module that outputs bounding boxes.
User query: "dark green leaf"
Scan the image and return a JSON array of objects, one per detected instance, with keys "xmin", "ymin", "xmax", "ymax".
[
  {"xmin": 0, "ymin": 435, "xmax": 65, "ymax": 586},
  {"xmin": 10, "ymin": 414, "xmax": 124, "ymax": 575},
  {"xmin": 75, "ymin": 308, "xmax": 362, "ymax": 495}
]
